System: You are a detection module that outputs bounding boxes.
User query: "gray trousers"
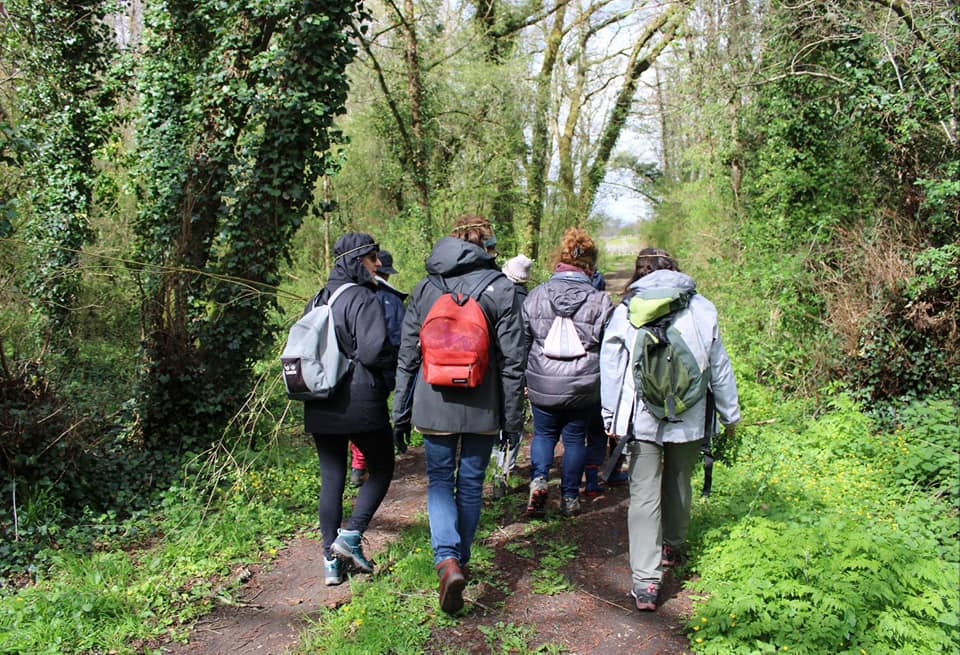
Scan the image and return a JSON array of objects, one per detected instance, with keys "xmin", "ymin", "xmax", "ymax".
[{"xmin": 626, "ymin": 439, "xmax": 702, "ymax": 588}]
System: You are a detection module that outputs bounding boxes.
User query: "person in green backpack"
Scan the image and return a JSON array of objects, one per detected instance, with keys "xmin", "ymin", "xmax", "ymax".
[{"xmin": 599, "ymin": 248, "xmax": 740, "ymax": 611}]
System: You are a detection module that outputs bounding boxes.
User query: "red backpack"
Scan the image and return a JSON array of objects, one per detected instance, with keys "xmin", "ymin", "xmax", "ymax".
[{"xmin": 420, "ymin": 270, "xmax": 502, "ymax": 387}]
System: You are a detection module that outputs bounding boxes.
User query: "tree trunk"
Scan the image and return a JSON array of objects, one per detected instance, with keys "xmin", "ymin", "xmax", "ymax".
[
  {"xmin": 584, "ymin": 1, "xmax": 690, "ymax": 213},
  {"xmin": 402, "ymin": 0, "xmax": 432, "ymax": 233},
  {"xmin": 526, "ymin": 0, "xmax": 569, "ymax": 260}
]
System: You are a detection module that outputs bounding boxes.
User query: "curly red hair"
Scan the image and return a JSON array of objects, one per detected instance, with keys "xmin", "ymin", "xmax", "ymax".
[{"xmin": 554, "ymin": 227, "xmax": 598, "ymax": 273}]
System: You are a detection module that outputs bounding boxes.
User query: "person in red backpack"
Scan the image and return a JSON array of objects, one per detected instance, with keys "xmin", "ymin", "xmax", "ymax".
[{"xmin": 392, "ymin": 215, "xmax": 526, "ymax": 614}]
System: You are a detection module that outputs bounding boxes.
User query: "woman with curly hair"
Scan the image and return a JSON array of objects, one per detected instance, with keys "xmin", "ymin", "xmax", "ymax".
[{"xmin": 523, "ymin": 227, "xmax": 613, "ymax": 517}]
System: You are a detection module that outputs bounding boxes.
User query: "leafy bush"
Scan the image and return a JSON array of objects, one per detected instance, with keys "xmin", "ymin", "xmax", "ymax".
[
  {"xmin": 687, "ymin": 390, "xmax": 959, "ymax": 654},
  {"xmin": 689, "ymin": 516, "xmax": 957, "ymax": 654}
]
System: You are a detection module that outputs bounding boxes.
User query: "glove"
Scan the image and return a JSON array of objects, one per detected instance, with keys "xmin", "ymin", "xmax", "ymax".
[
  {"xmin": 393, "ymin": 423, "xmax": 411, "ymax": 454},
  {"xmin": 500, "ymin": 431, "xmax": 521, "ymax": 450}
]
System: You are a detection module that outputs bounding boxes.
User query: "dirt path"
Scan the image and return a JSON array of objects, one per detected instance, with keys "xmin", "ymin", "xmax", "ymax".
[{"xmin": 160, "ymin": 442, "xmax": 693, "ymax": 655}]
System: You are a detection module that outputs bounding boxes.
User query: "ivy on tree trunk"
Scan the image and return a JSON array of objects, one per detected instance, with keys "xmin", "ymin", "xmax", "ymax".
[{"xmin": 134, "ymin": 0, "xmax": 366, "ymax": 450}]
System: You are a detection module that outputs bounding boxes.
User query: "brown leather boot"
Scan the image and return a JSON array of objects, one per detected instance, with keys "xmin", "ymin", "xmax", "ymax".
[{"xmin": 435, "ymin": 557, "xmax": 466, "ymax": 614}]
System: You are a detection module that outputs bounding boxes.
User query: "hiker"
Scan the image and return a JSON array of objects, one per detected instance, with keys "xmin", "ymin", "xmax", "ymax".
[
  {"xmin": 492, "ymin": 253, "xmax": 533, "ymax": 499},
  {"xmin": 392, "ymin": 214, "xmax": 525, "ymax": 614},
  {"xmin": 304, "ymin": 232, "xmax": 397, "ymax": 586},
  {"xmin": 350, "ymin": 249, "xmax": 408, "ymax": 486},
  {"xmin": 524, "ymin": 228, "xmax": 613, "ymax": 518},
  {"xmin": 600, "ymin": 248, "xmax": 740, "ymax": 611}
]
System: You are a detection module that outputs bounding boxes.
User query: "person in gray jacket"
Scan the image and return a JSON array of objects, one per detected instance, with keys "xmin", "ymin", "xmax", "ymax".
[
  {"xmin": 392, "ymin": 214, "xmax": 525, "ymax": 614},
  {"xmin": 600, "ymin": 248, "xmax": 740, "ymax": 611},
  {"xmin": 524, "ymin": 228, "xmax": 613, "ymax": 518}
]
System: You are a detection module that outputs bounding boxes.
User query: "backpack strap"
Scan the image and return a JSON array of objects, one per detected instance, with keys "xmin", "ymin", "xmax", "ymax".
[
  {"xmin": 467, "ymin": 269, "xmax": 504, "ymax": 300},
  {"xmin": 313, "ymin": 282, "xmax": 357, "ymax": 310},
  {"xmin": 328, "ymin": 282, "xmax": 357, "ymax": 306}
]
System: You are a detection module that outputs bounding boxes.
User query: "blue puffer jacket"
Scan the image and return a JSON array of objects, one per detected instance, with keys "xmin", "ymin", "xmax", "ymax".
[{"xmin": 522, "ymin": 271, "xmax": 613, "ymax": 410}]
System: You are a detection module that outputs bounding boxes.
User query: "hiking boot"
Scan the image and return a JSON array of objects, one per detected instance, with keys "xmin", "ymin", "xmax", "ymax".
[
  {"xmin": 332, "ymin": 528, "xmax": 374, "ymax": 573},
  {"xmin": 436, "ymin": 557, "xmax": 466, "ymax": 614},
  {"xmin": 324, "ymin": 556, "xmax": 343, "ymax": 586},
  {"xmin": 661, "ymin": 544, "xmax": 679, "ymax": 568},
  {"xmin": 492, "ymin": 477, "xmax": 508, "ymax": 500},
  {"xmin": 560, "ymin": 495, "xmax": 580, "ymax": 517},
  {"xmin": 526, "ymin": 477, "xmax": 548, "ymax": 517},
  {"xmin": 349, "ymin": 467, "xmax": 367, "ymax": 488},
  {"xmin": 630, "ymin": 582, "xmax": 659, "ymax": 611}
]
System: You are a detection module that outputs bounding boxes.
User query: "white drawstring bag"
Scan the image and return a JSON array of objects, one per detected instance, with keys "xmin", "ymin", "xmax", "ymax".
[{"xmin": 542, "ymin": 315, "xmax": 586, "ymax": 359}]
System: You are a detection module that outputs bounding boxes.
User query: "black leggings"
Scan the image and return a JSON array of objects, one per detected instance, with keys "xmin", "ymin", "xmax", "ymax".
[{"xmin": 313, "ymin": 427, "xmax": 395, "ymax": 558}]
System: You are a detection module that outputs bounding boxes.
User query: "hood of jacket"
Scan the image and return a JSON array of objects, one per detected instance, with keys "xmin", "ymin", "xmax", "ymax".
[
  {"xmin": 546, "ymin": 272, "xmax": 594, "ymax": 317},
  {"xmin": 328, "ymin": 232, "xmax": 378, "ymax": 288},
  {"xmin": 424, "ymin": 236, "xmax": 499, "ymax": 277},
  {"xmin": 628, "ymin": 269, "xmax": 696, "ymax": 296}
]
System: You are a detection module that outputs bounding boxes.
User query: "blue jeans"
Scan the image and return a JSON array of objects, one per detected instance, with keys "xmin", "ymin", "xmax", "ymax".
[
  {"xmin": 423, "ymin": 433, "xmax": 496, "ymax": 566},
  {"xmin": 529, "ymin": 405, "xmax": 590, "ymax": 498}
]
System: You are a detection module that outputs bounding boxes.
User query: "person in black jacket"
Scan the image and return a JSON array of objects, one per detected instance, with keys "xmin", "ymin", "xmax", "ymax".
[
  {"xmin": 304, "ymin": 232, "xmax": 397, "ymax": 586},
  {"xmin": 492, "ymin": 253, "xmax": 533, "ymax": 499}
]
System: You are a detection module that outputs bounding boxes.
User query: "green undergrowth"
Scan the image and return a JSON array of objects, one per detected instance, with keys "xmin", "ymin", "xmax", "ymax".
[
  {"xmin": 683, "ymin": 386, "xmax": 959, "ymax": 654},
  {"xmin": 296, "ymin": 467, "xmax": 570, "ymax": 653},
  {"xmin": 294, "ymin": 520, "xmax": 438, "ymax": 654},
  {"xmin": 0, "ymin": 436, "xmax": 322, "ymax": 654}
]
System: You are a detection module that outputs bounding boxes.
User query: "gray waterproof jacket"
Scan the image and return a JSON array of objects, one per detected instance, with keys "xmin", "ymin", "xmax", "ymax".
[
  {"xmin": 392, "ymin": 237, "xmax": 526, "ymax": 435},
  {"xmin": 523, "ymin": 271, "xmax": 613, "ymax": 410},
  {"xmin": 600, "ymin": 269, "xmax": 740, "ymax": 444}
]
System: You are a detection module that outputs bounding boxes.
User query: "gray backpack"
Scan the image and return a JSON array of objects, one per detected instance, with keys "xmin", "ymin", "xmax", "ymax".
[{"xmin": 280, "ymin": 283, "xmax": 356, "ymax": 401}]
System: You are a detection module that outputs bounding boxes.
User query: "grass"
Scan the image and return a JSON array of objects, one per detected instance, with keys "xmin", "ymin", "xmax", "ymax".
[
  {"xmin": 683, "ymin": 386, "xmax": 959, "ymax": 654},
  {"xmin": 0, "ymin": 436, "xmax": 321, "ymax": 654}
]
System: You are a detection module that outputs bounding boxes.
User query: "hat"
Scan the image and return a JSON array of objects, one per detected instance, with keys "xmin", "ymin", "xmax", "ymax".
[
  {"xmin": 502, "ymin": 254, "xmax": 533, "ymax": 284},
  {"xmin": 377, "ymin": 249, "xmax": 399, "ymax": 275}
]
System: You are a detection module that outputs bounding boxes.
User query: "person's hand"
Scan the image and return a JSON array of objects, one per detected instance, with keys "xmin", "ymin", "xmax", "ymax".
[
  {"xmin": 393, "ymin": 423, "xmax": 411, "ymax": 454},
  {"xmin": 723, "ymin": 424, "xmax": 736, "ymax": 439},
  {"xmin": 500, "ymin": 431, "xmax": 521, "ymax": 450}
]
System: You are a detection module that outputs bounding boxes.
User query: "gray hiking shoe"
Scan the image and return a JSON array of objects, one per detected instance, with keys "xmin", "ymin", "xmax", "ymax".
[
  {"xmin": 526, "ymin": 476, "xmax": 548, "ymax": 517},
  {"xmin": 630, "ymin": 582, "xmax": 659, "ymax": 611},
  {"xmin": 560, "ymin": 495, "xmax": 580, "ymax": 517},
  {"xmin": 332, "ymin": 528, "xmax": 374, "ymax": 573},
  {"xmin": 324, "ymin": 556, "xmax": 343, "ymax": 586}
]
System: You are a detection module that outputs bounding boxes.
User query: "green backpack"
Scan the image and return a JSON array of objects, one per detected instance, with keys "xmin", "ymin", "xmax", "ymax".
[{"xmin": 627, "ymin": 287, "xmax": 710, "ymax": 422}]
